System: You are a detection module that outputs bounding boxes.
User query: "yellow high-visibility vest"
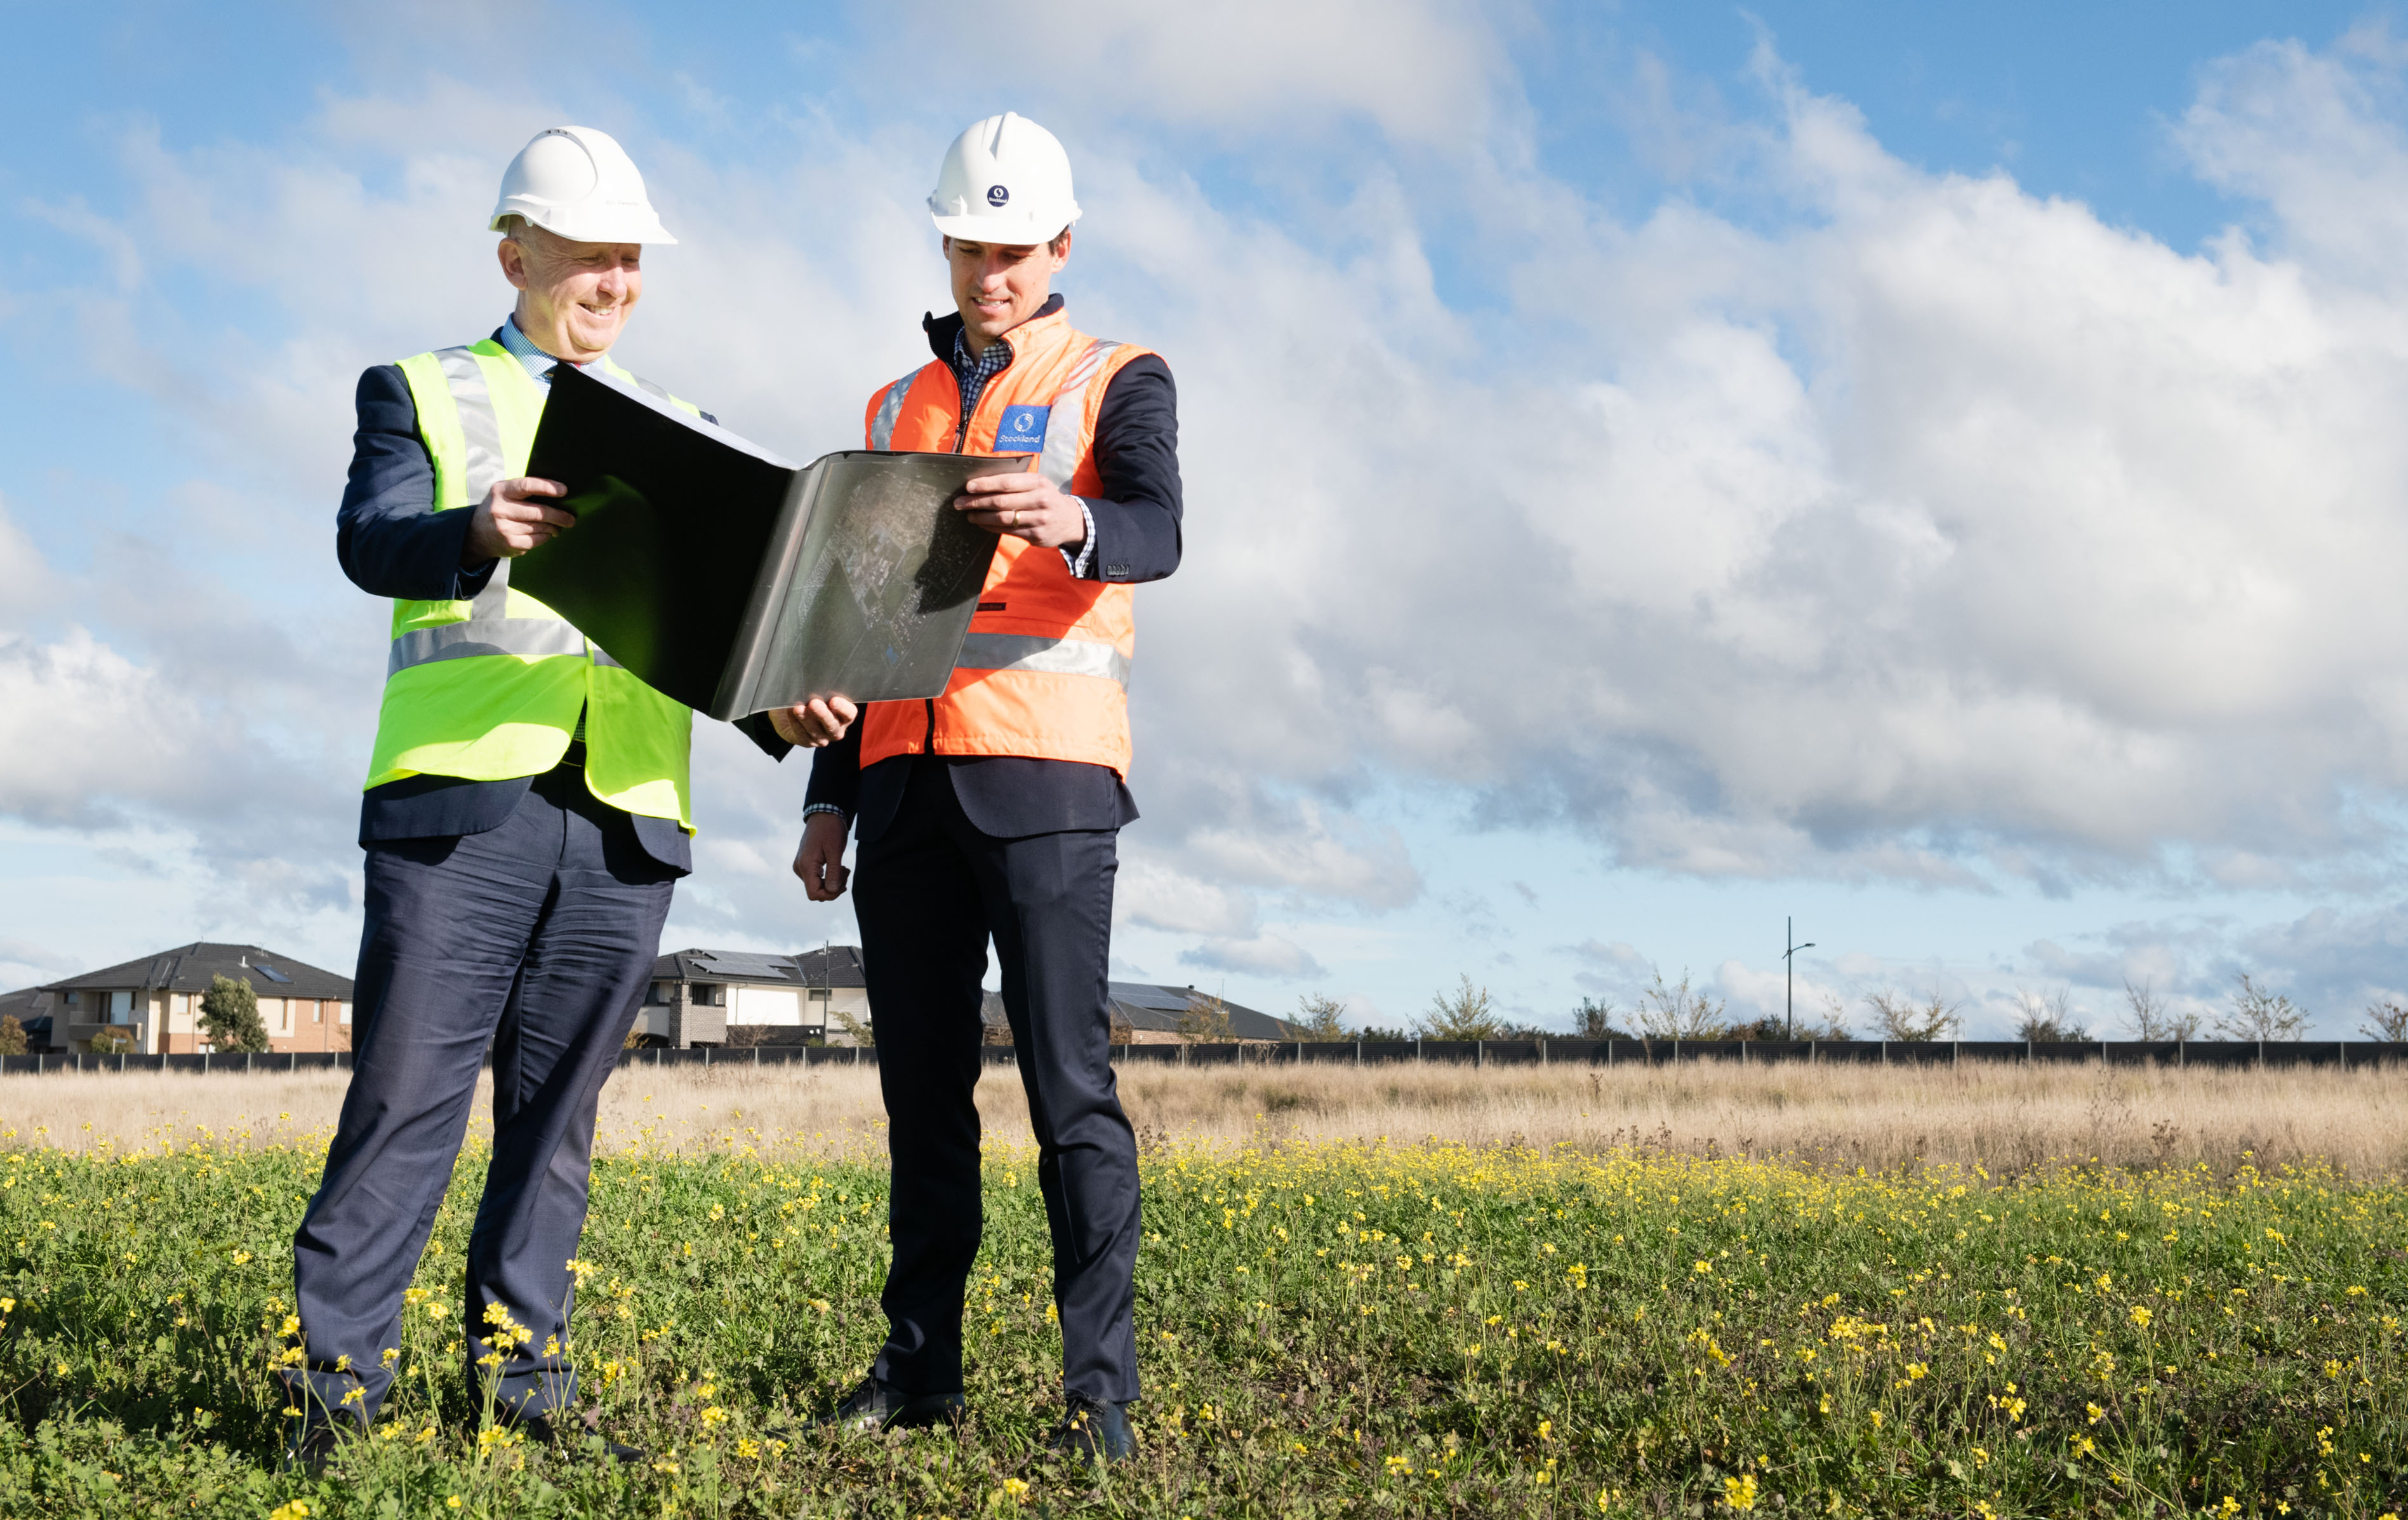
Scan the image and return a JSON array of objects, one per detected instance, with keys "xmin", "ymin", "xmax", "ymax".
[{"xmin": 361, "ymin": 339, "xmax": 695, "ymax": 827}]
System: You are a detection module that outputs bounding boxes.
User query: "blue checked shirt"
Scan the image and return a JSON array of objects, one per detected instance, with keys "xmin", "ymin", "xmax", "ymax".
[
  {"xmin": 496, "ymin": 314, "xmax": 588, "ymax": 389},
  {"xmin": 952, "ymin": 326, "xmax": 1098, "ymax": 577}
]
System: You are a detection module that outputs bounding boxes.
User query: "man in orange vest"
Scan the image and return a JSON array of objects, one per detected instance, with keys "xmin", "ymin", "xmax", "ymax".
[{"xmin": 783, "ymin": 112, "xmax": 1180, "ymax": 1464}]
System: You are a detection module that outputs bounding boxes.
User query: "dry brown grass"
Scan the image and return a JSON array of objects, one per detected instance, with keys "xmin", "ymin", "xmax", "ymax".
[{"xmin": 3, "ymin": 1058, "xmax": 2402, "ymax": 1175}]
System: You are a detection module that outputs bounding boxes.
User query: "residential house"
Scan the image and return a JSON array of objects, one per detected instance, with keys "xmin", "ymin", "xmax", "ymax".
[
  {"xmin": 975, "ymin": 982, "xmax": 1289, "ymax": 1043},
  {"xmin": 36, "ymin": 943, "xmax": 354, "ymax": 1055},
  {"xmin": 635, "ymin": 946, "xmax": 870, "ymax": 1049}
]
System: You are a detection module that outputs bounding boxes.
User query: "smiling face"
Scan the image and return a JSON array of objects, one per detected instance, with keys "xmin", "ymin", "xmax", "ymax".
[
  {"xmin": 946, "ymin": 230, "xmax": 1072, "ymax": 355},
  {"xmin": 498, "ymin": 220, "xmax": 643, "ymax": 363}
]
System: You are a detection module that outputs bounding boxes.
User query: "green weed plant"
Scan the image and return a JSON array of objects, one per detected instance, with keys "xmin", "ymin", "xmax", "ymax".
[{"xmin": 0, "ymin": 1114, "xmax": 2400, "ymax": 1516}]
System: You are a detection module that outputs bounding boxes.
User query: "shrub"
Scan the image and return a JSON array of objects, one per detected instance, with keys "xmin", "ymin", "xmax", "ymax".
[
  {"xmin": 199, "ymin": 975, "xmax": 270, "ymax": 1053},
  {"xmin": 1863, "ymin": 988, "xmax": 1957, "ymax": 1041},
  {"xmin": 1414, "ymin": 977, "xmax": 1513, "ymax": 1041},
  {"xmin": 1570, "ymin": 996, "xmax": 1629, "ymax": 1040},
  {"xmin": 1635, "ymin": 970, "xmax": 1726, "ymax": 1040},
  {"xmin": 0, "ymin": 1016, "xmax": 23, "ymax": 1056},
  {"xmin": 1288, "ymin": 993, "xmax": 1351, "ymax": 1042},
  {"xmin": 2013, "ymin": 986, "xmax": 2091, "ymax": 1043},
  {"xmin": 1178, "ymin": 994, "xmax": 1234, "ymax": 1043}
]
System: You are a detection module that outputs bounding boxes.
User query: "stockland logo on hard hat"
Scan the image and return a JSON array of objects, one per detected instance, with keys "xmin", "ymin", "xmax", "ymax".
[
  {"xmin": 987, "ymin": 184, "xmax": 1010, "ymax": 207},
  {"xmin": 992, "ymin": 405, "xmax": 1051, "ymax": 452}
]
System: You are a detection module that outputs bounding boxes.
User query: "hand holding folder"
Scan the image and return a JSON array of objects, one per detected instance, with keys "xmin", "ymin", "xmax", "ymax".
[{"xmin": 513, "ymin": 363, "xmax": 1027, "ymax": 721}]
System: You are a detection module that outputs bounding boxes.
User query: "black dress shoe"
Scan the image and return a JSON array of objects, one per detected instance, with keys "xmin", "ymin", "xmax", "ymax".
[
  {"xmin": 816, "ymin": 1375, "xmax": 966, "ymax": 1433},
  {"xmin": 1046, "ymin": 1392, "xmax": 1135, "ymax": 1466},
  {"xmin": 498, "ymin": 1408, "xmax": 642, "ymax": 1463},
  {"xmin": 287, "ymin": 1414, "xmax": 364, "ymax": 1477}
]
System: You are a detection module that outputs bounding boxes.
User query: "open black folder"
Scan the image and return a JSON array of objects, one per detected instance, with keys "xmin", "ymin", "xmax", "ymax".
[{"xmin": 514, "ymin": 363, "xmax": 1024, "ymax": 720}]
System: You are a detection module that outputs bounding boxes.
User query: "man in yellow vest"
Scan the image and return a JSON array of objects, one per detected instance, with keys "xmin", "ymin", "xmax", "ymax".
[
  {"xmin": 288, "ymin": 126, "xmax": 809, "ymax": 1470},
  {"xmin": 787, "ymin": 112, "xmax": 1183, "ymax": 1465}
]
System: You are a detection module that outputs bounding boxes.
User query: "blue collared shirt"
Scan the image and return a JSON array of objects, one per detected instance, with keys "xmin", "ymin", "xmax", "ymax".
[
  {"xmin": 496, "ymin": 314, "xmax": 587, "ymax": 389},
  {"xmin": 951, "ymin": 326, "xmax": 1098, "ymax": 577}
]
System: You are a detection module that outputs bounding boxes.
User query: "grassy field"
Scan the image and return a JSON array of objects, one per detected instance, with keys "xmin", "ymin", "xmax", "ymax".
[{"xmin": 0, "ymin": 1069, "xmax": 2401, "ymax": 1516}]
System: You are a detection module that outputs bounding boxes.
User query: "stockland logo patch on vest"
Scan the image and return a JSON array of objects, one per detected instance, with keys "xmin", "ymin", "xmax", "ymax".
[{"xmin": 992, "ymin": 404, "xmax": 1051, "ymax": 452}]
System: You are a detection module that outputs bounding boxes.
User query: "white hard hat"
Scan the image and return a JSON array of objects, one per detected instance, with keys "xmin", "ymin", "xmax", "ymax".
[
  {"xmin": 489, "ymin": 126, "xmax": 677, "ymax": 245},
  {"xmin": 928, "ymin": 112, "xmax": 1081, "ymax": 244}
]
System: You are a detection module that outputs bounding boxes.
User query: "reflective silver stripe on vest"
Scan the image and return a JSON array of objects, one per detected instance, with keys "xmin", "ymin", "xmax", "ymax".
[
  {"xmin": 954, "ymin": 632, "xmax": 1129, "ymax": 688},
  {"xmin": 388, "ymin": 617, "xmax": 587, "ymax": 677},
  {"xmin": 390, "ymin": 345, "xmax": 604, "ymax": 679},
  {"xmin": 589, "ymin": 644, "xmax": 624, "ymax": 669},
  {"xmin": 1037, "ymin": 340, "xmax": 1121, "ymax": 488},
  {"xmin": 628, "ymin": 373, "xmax": 670, "ymax": 403},
  {"xmin": 434, "ymin": 347, "xmax": 507, "ymax": 507},
  {"xmin": 868, "ymin": 371, "xmax": 918, "ymax": 451}
]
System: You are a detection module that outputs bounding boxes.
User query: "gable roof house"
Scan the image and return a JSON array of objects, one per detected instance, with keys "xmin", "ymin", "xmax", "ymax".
[
  {"xmin": 976, "ymin": 982, "xmax": 1290, "ymax": 1044},
  {"xmin": 30, "ymin": 943, "xmax": 354, "ymax": 1055},
  {"xmin": 637, "ymin": 947, "xmax": 870, "ymax": 1049}
]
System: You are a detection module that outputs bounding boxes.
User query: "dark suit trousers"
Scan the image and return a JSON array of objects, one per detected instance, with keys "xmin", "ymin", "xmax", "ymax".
[
  {"xmin": 857, "ymin": 758, "xmax": 1141, "ymax": 1404},
  {"xmin": 285, "ymin": 764, "xmax": 675, "ymax": 1423}
]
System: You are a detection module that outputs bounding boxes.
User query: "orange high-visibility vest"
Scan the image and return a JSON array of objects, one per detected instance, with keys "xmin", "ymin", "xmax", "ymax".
[{"xmin": 858, "ymin": 305, "xmax": 1151, "ymax": 775}]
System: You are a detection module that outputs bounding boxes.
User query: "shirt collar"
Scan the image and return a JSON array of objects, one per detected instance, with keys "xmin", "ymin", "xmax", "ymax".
[{"xmin": 497, "ymin": 314, "xmax": 594, "ymax": 389}]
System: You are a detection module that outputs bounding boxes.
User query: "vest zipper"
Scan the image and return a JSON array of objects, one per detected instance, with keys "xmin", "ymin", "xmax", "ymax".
[{"xmin": 938, "ymin": 336, "xmax": 1018, "ymax": 755}]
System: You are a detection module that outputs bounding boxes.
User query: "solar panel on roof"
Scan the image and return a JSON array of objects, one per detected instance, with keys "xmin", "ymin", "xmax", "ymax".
[
  {"xmin": 1107, "ymin": 982, "xmax": 1195, "ymax": 1012},
  {"xmin": 253, "ymin": 963, "xmax": 293, "ymax": 983},
  {"xmin": 695, "ymin": 952, "xmax": 797, "ymax": 980}
]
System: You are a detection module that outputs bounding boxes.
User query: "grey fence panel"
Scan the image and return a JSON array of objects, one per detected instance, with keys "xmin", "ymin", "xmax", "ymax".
[
  {"xmin": 1679, "ymin": 1040, "xmax": 1746, "ymax": 1063},
  {"xmin": 2262, "ymin": 1041, "xmax": 2343, "ymax": 1069},
  {"xmin": 2344, "ymin": 1041, "xmax": 2408, "ymax": 1066},
  {"xmin": 980, "ymin": 1046, "xmax": 1020, "ymax": 1067},
  {"xmin": 1885, "ymin": 1041, "xmax": 1952, "ymax": 1065},
  {"xmin": 1298, "ymin": 1042, "xmax": 1357, "ymax": 1064},
  {"xmin": 1357, "ymin": 1041, "xmax": 1415, "ymax": 1065},
  {"xmin": 1814, "ymin": 1041, "xmax": 1885, "ymax": 1064},
  {"xmin": 1186, "ymin": 1043, "xmax": 1242, "ymax": 1066},
  {"xmin": 1956, "ymin": 1041, "xmax": 2025, "ymax": 1063},
  {"xmin": 1481, "ymin": 1041, "xmax": 1542, "ymax": 1066},
  {"xmin": 123, "ymin": 1053, "xmax": 165, "ymax": 1072},
  {"xmin": 2026, "ymin": 1041, "xmax": 2094, "ymax": 1064},
  {"xmin": 293, "ymin": 1053, "xmax": 339, "ymax": 1072},
  {"xmin": 1119, "ymin": 1044, "xmax": 1184, "ymax": 1064},
  {"xmin": 1744, "ymin": 1041, "xmax": 1817, "ymax": 1063},
  {"xmin": 754, "ymin": 1047, "xmax": 799, "ymax": 1066},
  {"xmin": 0, "ymin": 1055, "xmax": 37, "ymax": 1075},
  {"xmin": 2104, "ymin": 1041, "xmax": 2181, "ymax": 1067},
  {"xmin": 803, "ymin": 1046, "xmax": 856, "ymax": 1067},
  {"xmin": 1542, "ymin": 1039, "xmax": 1606, "ymax": 1065},
  {"xmin": 1419, "ymin": 1041, "xmax": 1478, "ymax": 1065}
]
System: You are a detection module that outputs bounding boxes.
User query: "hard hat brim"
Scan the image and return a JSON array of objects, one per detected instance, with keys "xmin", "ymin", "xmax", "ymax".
[
  {"xmin": 489, "ymin": 203, "xmax": 679, "ymax": 246},
  {"xmin": 929, "ymin": 209, "xmax": 1077, "ymax": 244}
]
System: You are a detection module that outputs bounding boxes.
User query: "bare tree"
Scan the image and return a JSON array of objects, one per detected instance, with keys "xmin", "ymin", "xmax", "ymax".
[
  {"xmin": 2216, "ymin": 973, "xmax": 2307, "ymax": 1041},
  {"xmin": 1809, "ymin": 994, "xmax": 1856, "ymax": 1041},
  {"xmin": 2361, "ymin": 1000, "xmax": 2408, "ymax": 1042},
  {"xmin": 1863, "ymin": 988, "xmax": 1957, "ymax": 1041},
  {"xmin": 2013, "ymin": 986, "xmax": 2090, "ymax": 1043},
  {"xmin": 1415, "ymin": 977, "xmax": 1514, "ymax": 1041},
  {"xmin": 2120, "ymin": 978, "xmax": 2201, "ymax": 1040},
  {"xmin": 1634, "ymin": 971, "xmax": 1726, "ymax": 1040},
  {"xmin": 1289, "ymin": 992, "xmax": 1350, "ymax": 1041}
]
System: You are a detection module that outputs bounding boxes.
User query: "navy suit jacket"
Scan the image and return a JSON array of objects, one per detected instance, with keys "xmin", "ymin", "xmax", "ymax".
[
  {"xmin": 338, "ymin": 337, "xmax": 783, "ymax": 872},
  {"xmin": 804, "ymin": 304, "xmax": 1181, "ymax": 842}
]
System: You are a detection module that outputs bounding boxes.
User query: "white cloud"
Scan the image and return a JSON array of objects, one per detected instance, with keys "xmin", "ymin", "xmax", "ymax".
[{"xmin": 20, "ymin": 12, "xmax": 2408, "ymax": 1000}]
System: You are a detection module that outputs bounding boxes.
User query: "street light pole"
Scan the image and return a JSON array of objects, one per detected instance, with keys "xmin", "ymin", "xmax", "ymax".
[{"xmin": 1783, "ymin": 917, "xmax": 1817, "ymax": 1041}]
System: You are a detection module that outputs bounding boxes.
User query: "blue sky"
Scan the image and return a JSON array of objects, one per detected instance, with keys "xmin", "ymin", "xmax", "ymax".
[{"xmin": 4, "ymin": 1, "xmax": 2408, "ymax": 1039}]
